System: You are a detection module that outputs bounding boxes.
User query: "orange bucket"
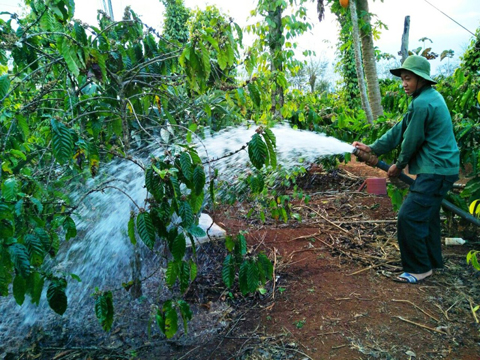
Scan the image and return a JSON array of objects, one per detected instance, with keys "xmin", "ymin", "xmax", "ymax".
[{"xmin": 366, "ymin": 177, "xmax": 387, "ymax": 195}]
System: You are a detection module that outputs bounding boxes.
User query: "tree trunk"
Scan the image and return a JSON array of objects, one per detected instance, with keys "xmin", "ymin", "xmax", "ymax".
[
  {"xmin": 268, "ymin": 5, "xmax": 284, "ymax": 119},
  {"xmin": 356, "ymin": 0, "xmax": 383, "ymax": 119},
  {"xmin": 349, "ymin": 0, "xmax": 374, "ymax": 124},
  {"xmin": 400, "ymin": 16, "xmax": 410, "ymax": 64}
]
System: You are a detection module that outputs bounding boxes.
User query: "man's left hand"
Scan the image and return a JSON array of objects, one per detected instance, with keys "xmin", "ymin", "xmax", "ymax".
[{"xmin": 387, "ymin": 164, "xmax": 402, "ymax": 178}]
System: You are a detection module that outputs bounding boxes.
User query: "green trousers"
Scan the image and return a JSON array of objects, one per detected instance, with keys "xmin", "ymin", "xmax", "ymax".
[{"xmin": 397, "ymin": 173, "xmax": 458, "ymax": 274}]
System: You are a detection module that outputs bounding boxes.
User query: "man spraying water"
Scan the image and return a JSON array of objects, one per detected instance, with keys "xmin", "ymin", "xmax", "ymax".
[{"xmin": 352, "ymin": 55, "xmax": 460, "ymax": 284}]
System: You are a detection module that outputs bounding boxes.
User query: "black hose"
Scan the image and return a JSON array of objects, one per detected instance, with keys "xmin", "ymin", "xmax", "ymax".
[{"xmin": 376, "ymin": 160, "xmax": 480, "ymax": 227}]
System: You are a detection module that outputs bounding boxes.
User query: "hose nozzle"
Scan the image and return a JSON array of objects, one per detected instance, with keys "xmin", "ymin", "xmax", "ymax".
[{"xmin": 352, "ymin": 147, "xmax": 379, "ymax": 167}]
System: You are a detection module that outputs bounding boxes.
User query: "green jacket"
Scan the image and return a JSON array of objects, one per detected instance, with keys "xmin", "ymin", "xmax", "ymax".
[{"xmin": 370, "ymin": 86, "xmax": 459, "ymax": 175}]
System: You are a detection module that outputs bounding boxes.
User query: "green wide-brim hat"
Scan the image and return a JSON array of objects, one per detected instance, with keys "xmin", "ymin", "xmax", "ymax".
[{"xmin": 390, "ymin": 55, "xmax": 437, "ymax": 84}]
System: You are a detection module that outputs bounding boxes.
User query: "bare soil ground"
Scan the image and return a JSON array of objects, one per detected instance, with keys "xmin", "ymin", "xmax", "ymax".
[
  {"xmin": 7, "ymin": 161, "xmax": 480, "ymax": 360},
  {"xmin": 175, "ymin": 160, "xmax": 480, "ymax": 360}
]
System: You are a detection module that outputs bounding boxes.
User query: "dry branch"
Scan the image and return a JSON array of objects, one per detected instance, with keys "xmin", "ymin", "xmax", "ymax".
[
  {"xmin": 392, "ymin": 299, "xmax": 439, "ymax": 322},
  {"xmin": 394, "ymin": 316, "xmax": 447, "ymax": 334}
]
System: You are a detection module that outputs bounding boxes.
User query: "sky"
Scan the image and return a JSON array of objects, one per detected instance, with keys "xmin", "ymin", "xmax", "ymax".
[{"xmin": 1, "ymin": 0, "xmax": 479, "ymax": 75}]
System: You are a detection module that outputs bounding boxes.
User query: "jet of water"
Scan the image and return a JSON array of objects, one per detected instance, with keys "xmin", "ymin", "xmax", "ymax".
[{"xmin": 198, "ymin": 123, "xmax": 354, "ymax": 177}]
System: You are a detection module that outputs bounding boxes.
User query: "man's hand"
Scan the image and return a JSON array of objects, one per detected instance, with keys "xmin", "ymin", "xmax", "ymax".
[
  {"xmin": 351, "ymin": 141, "xmax": 371, "ymax": 153},
  {"xmin": 387, "ymin": 164, "xmax": 402, "ymax": 178}
]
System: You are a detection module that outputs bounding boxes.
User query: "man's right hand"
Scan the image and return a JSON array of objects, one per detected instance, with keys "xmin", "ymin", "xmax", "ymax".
[{"xmin": 351, "ymin": 142, "xmax": 372, "ymax": 153}]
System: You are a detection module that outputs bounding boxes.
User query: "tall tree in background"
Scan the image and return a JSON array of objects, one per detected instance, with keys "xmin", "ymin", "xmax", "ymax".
[
  {"xmin": 161, "ymin": 0, "xmax": 191, "ymax": 43},
  {"xmin": 289, "ymin": 57, "xmax": 329, "ymax": 93},
  {"xmin": 323, "ymin": 0, "xmax": 383, "ymax": 121},
  {"xmin": 267, "ymin": 4, "xmax": 284, "ymax": 116},
  {"xmin": 187, "ymin": 5, "xmax": 240, "ymax": 88},
  {"xmin": 306, "ymin": 58, "xmax": 329, "ymax": 92},
  {"xmin": 356, "ymin": 0, "xmax": 383, "ymax": 119},
  {"xmin": 248, "ymin": 0, "xmax": 312, "ymax": 120},
  {"xmin": 323, "ymin": 0, "xmax": 361, "ymax": 109},
  {"xmin": 349, "ymin": 0, "xmax": 373, "ymax": 124}
]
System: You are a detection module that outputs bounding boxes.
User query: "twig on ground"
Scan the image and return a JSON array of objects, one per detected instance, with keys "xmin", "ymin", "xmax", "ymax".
[
  {"xmin": 316, "ymin": 236, "xmax": 334, "ymax": 249},
  {"xmin": 434, "ymin": 303, "xmax": 451, "ymax": 321},
  {"xmin": 466, "ymin": 296, "xmax": 479, "ymax": 323},
  {"xmin": 296, "ymin": 205, "xmax": 351, "ymax": 235},
  {"xmin": 287, "ymin": 256, "xmax": 312, "ymax": 266},
  {"xmin": 281, "ymin": 326, "xmax": 310, "ymax": 353},
  {"xmin": 235, "ymin": 324, "xmax": 260, "ymax": 358},
  {"xmin": 392, "ymin": 299, "xmax": 439, "ymax": 322},
  {"xmin": 177, "ymin": 345, "xmax": 203, "ymax": 360},
  {"xmin": 394, "ymin": 316, "xmax": 447, "ymax": 334},
  {"xmin": 287, "ymin": 247, "xmax": 317, "ymax": 259},
  {"xmin": 346, "ymin": 260, "xmax": 397, "ymax": 276},
  {"xmin": 252, "ymin": 232, "xmax": 267, "ymax": 253},
  {"xmin": 317, "ymin": 331, "xmax": 341, "ymax": 336},
  {"xmin": 281, "ymin": 346, "xmax": 314, "ymax": 359},
  {"xmin": 331, "ymin": 219, "xmax": 397, "ymax": 224},
  {"xmin": 272, "ymin": 247, "xmax": 278, "ymax": 300},
  {"xmin": 287, "ymin": 232, "xmax": 322, "ymax": 242},
  {"xmin": 347, "ymin": 266, "xmax": 371, "ymax": 276},
  {"xmin": 52, "ymin": 351, "xmax": 73, "ymax": 360},
  {"xmin": 208, "ymin": 313, "xmax": 248, "ymax": 359}
]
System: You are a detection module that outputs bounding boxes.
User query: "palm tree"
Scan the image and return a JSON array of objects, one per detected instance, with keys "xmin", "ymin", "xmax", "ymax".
[
  {"xmin": 349, "ymin": 0, "xmax": 373, "ymax": 124},
  {"xmin": 316, "ymin": 0, "xmax": 379, "ymax": 123},
  {"xmin": 356, "ymin": 0, "xmax": 383, "ymax": 119}
]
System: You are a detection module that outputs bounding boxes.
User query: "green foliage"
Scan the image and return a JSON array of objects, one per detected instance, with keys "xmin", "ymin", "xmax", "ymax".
[
  {"xmin": 248, "ymin": 133, "xmax": 268, "ymax": 169},
  {"xmin": 329, "ymin": 0, "xmax": 360, "ymax": 109},
  {"xmin": 128, "ymin": 214, "xmax": 136, "ymax": 245},
  {"xmin": 13, "ymin": 275, "xmax": 27, "ymax": 305},
  {"xmin": 51, "ymin": 119, "xmax": 74, "ymax": 165},
  {"xmin": 136, "ymin": 212, "xmax": 156, "ymax": 249},
  {"xmin": 156, "ymin": 299, "xmax": 192, "ymax": 338},
  {"xmin": 47, "ymin": 278, "xmax": 68, "ymax": 315},
  {"xmin": 9, "ymin": 243, "xmax": 31, "ymax": 278},
  {"xmin": 179, "ymin": 5, "xmax": 242, "ymax": 93},
  {"xmin": 95, "ymin": 291, "xmax": 114, "ymax": 331},
  {"xmin": 63, "ymin": 216, "xmax": 77, "ymax": 241},
  {"xmin": 247, "ymin": 127, "xmax": 277, "ymax": 170},
  {"xmin": 387, "ymin": 184, "xmax": 408, "ymax": 212},
  {"xmin": 222, "ymin": 233, "xmax": 273, "ymax": 296},
  {"xmin": 0, "ymin": 74, "xmax": 10, "ymax": 98},
  {"xmin": 244, "ymin": 0, "xmax": 314, "ymax": 119},
  {"xmin": 161, "ymin": 0, "xmax": 191, "ymax": 43},
  {"xmin": 467, "ymin": 250, "xmax": 480, "ymax": 271},
  {"xmin": 460, "ymin": 29, "xmax": 480, "ymax": 74}
]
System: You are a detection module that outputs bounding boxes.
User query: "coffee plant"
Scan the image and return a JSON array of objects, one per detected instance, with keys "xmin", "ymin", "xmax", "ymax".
[{"xmin": 0, "ymin": 0, "xmax": 280, "ymax": 339}]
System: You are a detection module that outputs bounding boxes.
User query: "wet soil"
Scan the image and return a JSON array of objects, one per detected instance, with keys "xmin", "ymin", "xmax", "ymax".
[
  {"xmin": 179, "ymin": 160, "xmax": 480, "ymax": 360},
  {"xmin": 5, "ymin": 160, "xmax": 480, "ymax": 360}
]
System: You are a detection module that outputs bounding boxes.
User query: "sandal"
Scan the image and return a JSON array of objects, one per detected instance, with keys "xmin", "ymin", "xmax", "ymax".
[{"xmin": 393, "ymin": 272, "xmax": 423, "ymax": 284}]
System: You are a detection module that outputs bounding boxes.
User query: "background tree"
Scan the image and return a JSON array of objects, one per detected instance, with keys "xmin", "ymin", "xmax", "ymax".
[
  {"xmin": 305, "ymin": 57, "xmax": 329, "ymax": 92},
  {"xmin": 349, "ymin": 0, "xmax": 374, "ymax": 124},
  {"xmin": 289, "ymin": 57, "xmax": 329, "ymax": 93},
  {"xmin": 247, "ymin": 0, "xmax": 312, "ymax": 121},
  {"xmin": 267, "ymin": 3, "xmax": 284, "ymax": 116},
  {"xmin": 327, "ymin": 0, "xmax": 361, "ymax": 109},
  {"xmin": 356, "ymin": 0, "xmax": 384, "ymax": 119},
  {"xmin": 187, "ymin": 5, "xmax": 239, "ymax": 89},
  {"xmin": 161, "ymin": 0, "xmax": 191, "ymax": 44}
]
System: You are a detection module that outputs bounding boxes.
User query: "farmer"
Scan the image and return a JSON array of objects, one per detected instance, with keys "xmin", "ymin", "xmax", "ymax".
[{"xmin": 352, "ymin": 55, "xmax": 460, "ymax": 284}]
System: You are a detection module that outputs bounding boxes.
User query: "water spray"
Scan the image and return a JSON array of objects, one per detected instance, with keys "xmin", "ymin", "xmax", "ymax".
[{"xmin": 352, "ymin": 147, "xmax": 480, "ymax": 227}]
